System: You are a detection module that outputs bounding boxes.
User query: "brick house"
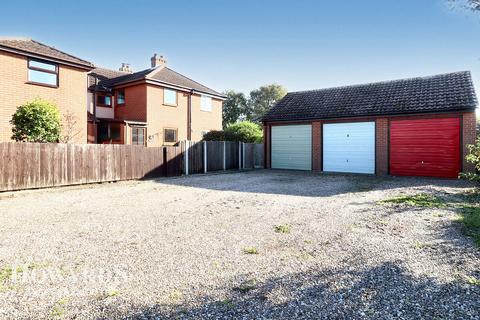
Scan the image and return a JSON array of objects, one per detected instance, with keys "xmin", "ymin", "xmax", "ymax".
[
  {"xmin": 0, "ymin": 38, "xmax": 94, "ymax": 143},
  {"xmin": 262, "ymin": 71, "xmax": 478, "ymax": 178},
  {"xmin": 87, "ymin": 54, "xmax": 225, "ymax": 146}
]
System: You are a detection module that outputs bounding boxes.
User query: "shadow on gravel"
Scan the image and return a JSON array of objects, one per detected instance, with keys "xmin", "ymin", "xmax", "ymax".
[
  {"xmin": 152, "ymin": 169, "xmax": 473, "ymax": 198},
  {"xmin": 105, "ymin": 261, "xmax": 479, "ymax": 319}
]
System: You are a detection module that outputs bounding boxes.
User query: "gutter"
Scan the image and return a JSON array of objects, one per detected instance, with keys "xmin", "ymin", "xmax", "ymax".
[{"xmin": 92, "ymin": 75, "xmax": 98, "ymax": 143}]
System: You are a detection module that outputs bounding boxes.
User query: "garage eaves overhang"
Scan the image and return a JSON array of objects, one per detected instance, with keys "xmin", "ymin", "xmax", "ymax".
[{"xmin": 262, "ymin": 108, "xmax": 478, "ymax": 125}]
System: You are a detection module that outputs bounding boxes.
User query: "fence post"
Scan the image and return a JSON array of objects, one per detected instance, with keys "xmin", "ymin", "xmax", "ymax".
[
  {"xmin": 184, "ymin": 141, "xmax": 189, "ymax": 175},
  {"xmin": 223, "ymin": 141, "xmax": 226, "ymax": 171},
  {"xmin": 203, "ymin": 141, "xmax": 207, "ymax": 173},
  {"xmin": 243, "ymin": 143, "xmax": 246, "ymax": 169},
  {"xmin": 238, "ymin": 142, "xmax": 241, "ymax": 170}
]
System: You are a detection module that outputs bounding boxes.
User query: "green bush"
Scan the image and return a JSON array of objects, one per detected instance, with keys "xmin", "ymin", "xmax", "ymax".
[
  {"xmin": 225, "ymin": 121, "xmax": 263, "ymax": 143},
  {"xmin": 202, "ymin": 130, "xmax": 225, "ymax": 141},
  {"xmin": 10, "ymin": 99, "xmax": 61, "ymax": 143},
  {"xmin": 202, "ymin": 121, "xmax": 263, "ymax": 143},
  {"xmin": 460, "ymin": 138, "xmax": 480, "ymax": 182}
]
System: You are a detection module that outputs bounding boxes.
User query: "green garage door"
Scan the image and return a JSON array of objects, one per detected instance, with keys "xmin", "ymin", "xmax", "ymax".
[{"xmin": 271, "ymin": 125, "xmax": 312, "ymax": 170}]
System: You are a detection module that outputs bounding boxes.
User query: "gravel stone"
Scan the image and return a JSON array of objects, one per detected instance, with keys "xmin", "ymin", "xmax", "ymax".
[{"xmin": 0, "ymin": 170, "xmax": 478, "ymax": 319}]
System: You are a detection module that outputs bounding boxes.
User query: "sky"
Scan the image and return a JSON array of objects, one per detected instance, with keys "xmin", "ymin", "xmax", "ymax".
[{"xmin": 1, "ymin": 0, "xmax": 480, "ymax": 98}]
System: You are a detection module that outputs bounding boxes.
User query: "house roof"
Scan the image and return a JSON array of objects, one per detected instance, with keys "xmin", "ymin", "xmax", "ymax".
[
  {"xmin": 0, "ymin": 38, "xmax": 94, "ymax": 69},
  {"xmin": 89, "ymin": 65, "xmax": 225, "ymax": 98},
  {"xmin": 88, "ymin": 67, "xmax": 130, "ymax": 91},
  {"xmin": 263, "ymin": 71, "xmax": 478, "ymax": 122}
]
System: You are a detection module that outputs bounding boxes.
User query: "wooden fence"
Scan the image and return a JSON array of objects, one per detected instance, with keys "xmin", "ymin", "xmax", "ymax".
[{"xmin": 0, "ymin": 141, "xmax": 263, "ymax": 192}]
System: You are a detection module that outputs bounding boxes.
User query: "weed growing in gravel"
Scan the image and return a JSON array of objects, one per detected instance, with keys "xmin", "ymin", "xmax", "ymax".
[
  {"xmin": 274, "ymin": 224, "xmax": 291, "ymax": 234},
  {"xmin": 464, "ymin": 275, "xmax": 480, "ymax": 286},
  {"xmin": 169, "ymin": 290, "xmax": 183, "ymax": 301},
  {"xmin": 96, "ymin": 288, "xmax": 120, "ymax": 300},
  {"xmin": 380, "ymin": 193, "xmax": 445, "ymax": 208},
  {"xmin": 413, "ymin": 242, "xmax": 428, "ymax": 250},
  {"xmin": 243, "ymin": 247, "xmax": 258, "ymax": 254},
  {"xmin": 297, "ymin": 251, "xmax": 315, "ymax": 260},
  {"xmin": 235, "ymin": 279, "xmax": 256, "ymax": 293},
  {"xmin": 220, "ymin": 298, "xmax": 235, "ymax": 309},
  {"xmin": 0, "ymin": 265, "xmax": 22, "ymax": 291},
  {"xmin": 107, "ymin": 289, "xmax": 119, "ymax": 297},
  {"xmin": 50, "ymin": 298, "xmax": 68, "ymax": 319}
]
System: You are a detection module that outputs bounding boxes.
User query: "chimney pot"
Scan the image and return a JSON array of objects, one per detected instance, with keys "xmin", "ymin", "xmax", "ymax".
[
  {"xmin": 119, "ymin": 63, "xmax": 133, "ymax": 73},
  {"xmin": 151, "ymin": 53, "xmax": 167, "ymax": 68}
]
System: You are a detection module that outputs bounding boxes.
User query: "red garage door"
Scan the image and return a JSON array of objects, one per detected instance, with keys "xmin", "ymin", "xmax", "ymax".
[{"xmin": 390, "ymin": 118, "xmax": 461, "ymax": 178}]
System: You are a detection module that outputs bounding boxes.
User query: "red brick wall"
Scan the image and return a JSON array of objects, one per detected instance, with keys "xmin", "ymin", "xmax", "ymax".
[
  {"xmin": 114, "ymin": 84, "xmax": 147, "ymax": 122},
  {"xmin": 265, "ymin": 111, "xmax": 476, "ymax": 176},
  {"xmin": 0, "ymin": 51, "xmax": 88, "ymax": 143},
  {"xmin": 312, "ymin": 121, "xmax": 322, "ymax": 171},
  {"xmin": 462, "ymin": 111, "xmax": 477, "ymax": 173},
  {"xmin": 87, "ymin": 122, "xmax": 96, "ymax": 144},
  {"xmin": 263, "ymin": 124, "xmax": 271, "ymax": 168},
  {"xmin": 375, "ymin": 118, "xmax": 389, "ymax": 175}
]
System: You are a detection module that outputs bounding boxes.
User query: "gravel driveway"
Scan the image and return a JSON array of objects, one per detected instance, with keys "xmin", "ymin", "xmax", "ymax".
[{"xmin": 0, "ymin": 170, "xmax": 479, "ymax": 319}]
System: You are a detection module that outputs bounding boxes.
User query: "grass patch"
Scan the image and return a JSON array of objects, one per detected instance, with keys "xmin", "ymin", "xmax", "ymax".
[
  {"xmin": 456, "ymin": 206, "xmax": 480, "ymax": 247},
  {"xmin": 243, "ymin": 247, "xmax": 258, "ymax": 254},
  {"xmin": 274, "ymin": 224, "xmax": 291, "ymax": 234},
  {"xmin": 380, "ymin": 193, "xmax": 445, "ymax": 208}
]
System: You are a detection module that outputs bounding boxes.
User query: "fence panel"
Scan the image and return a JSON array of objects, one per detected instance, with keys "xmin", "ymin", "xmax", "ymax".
[
  {"xmin": 206, "ymin": 141, "xmax": 224, "ymax": 172},
  {"xmin": 0, "ymin": 141, "xmax": 264, "ymax": 192},
  {"xmin": 225, "ymin": 141, "xmax": 239, "ymax": 169},
  {"xmin": 187, "ymin": 141, "xmax": 204, "ymax": 174},
  {"xmin": 165, "ymin": 146, "xmax": 183, "ymax": 177},
  {"xmin": 254, "ymin": 143, "xmax": 264, "ymax": 168},
  {"xmin": 0, "ymin": 142, "xmax": 182, "ymax": 192}
]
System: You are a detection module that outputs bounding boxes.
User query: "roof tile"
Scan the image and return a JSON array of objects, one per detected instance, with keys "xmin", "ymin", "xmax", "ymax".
[
  {"xmin": 0, "ymin": 38, "xmax": 94, "ymax": 68},
  {"xmin": 263, "ymin": 71, "xmax": 478, "ymax": 122}
]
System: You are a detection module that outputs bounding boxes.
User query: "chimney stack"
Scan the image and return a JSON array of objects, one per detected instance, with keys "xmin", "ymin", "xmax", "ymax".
[
  {"xmin": 151, "ymin": 54, "xmax": 167, "ymax": 68},
  {"xmin": 119, "ymin": 63, "xmax": 133, "ymax": 73}
]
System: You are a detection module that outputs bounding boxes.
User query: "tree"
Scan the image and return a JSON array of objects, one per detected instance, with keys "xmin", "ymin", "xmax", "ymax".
[
  {"xmin": 222, "ymin": 90, "xmax": 249, "ymax": 128},
  {"xmin": 449, "ymin": 0, "xmax": 480, "ymax": 11},
  {"xmin": 10, "ymin": 99, "xmax": 61, "ymax": 143},
  {"xmin": 248, "ymin": 84, "xmax": 287, "ymax": 123},
  {"xmin": 60, "ymin": 111, "xmax": 81, "ymax": 143},
  {"xmin": 460, "ymin": 138, "xmax": 480, "ymax": 181}
]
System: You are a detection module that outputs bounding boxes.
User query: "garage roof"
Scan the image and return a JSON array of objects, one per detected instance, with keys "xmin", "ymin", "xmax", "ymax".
[{"xmin": 263, "ymin": 71, "xmax": 478, "ymax": 122}]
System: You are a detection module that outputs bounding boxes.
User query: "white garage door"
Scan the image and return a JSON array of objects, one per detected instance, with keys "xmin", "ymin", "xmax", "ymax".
[
  {"xmin": 323, "ymin": 122, "xmax": 375, "ymax": 174},
  {"xmin": 271, "ymin": 125, "xmax": 311, "ymax": 170}
]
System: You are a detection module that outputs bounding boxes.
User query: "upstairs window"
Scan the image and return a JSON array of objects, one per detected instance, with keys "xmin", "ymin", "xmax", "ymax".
[
  {"xmin": 28, "ymin": 59, "xmax": 58, "ymax": 87},
  {"xmin": 200, "ymin": 95, "xmax": 212, "ymax": 112},
  {"xmin": 117, "ymin": 90, "xmax": 125, "ymax": 105},
  {"xmin": 97, "ymin": 94, "xmax": 112, "ymax": 107},
  {"xmin": 164, "ymin": 128, "xmax": 177, "ymax": 143},
  {"xmin": 164, "ymin": 89, "xmax": 177, "ymax": 106}
]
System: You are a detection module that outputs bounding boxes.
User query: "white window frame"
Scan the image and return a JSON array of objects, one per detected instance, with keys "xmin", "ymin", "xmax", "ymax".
[
  {"xmin": 200, "ymin": 95, "xmax": 212, "ymax": 112},
  {"xmin": 163, "ymin": 88, "xmax": 177, "ymax": 106}
]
